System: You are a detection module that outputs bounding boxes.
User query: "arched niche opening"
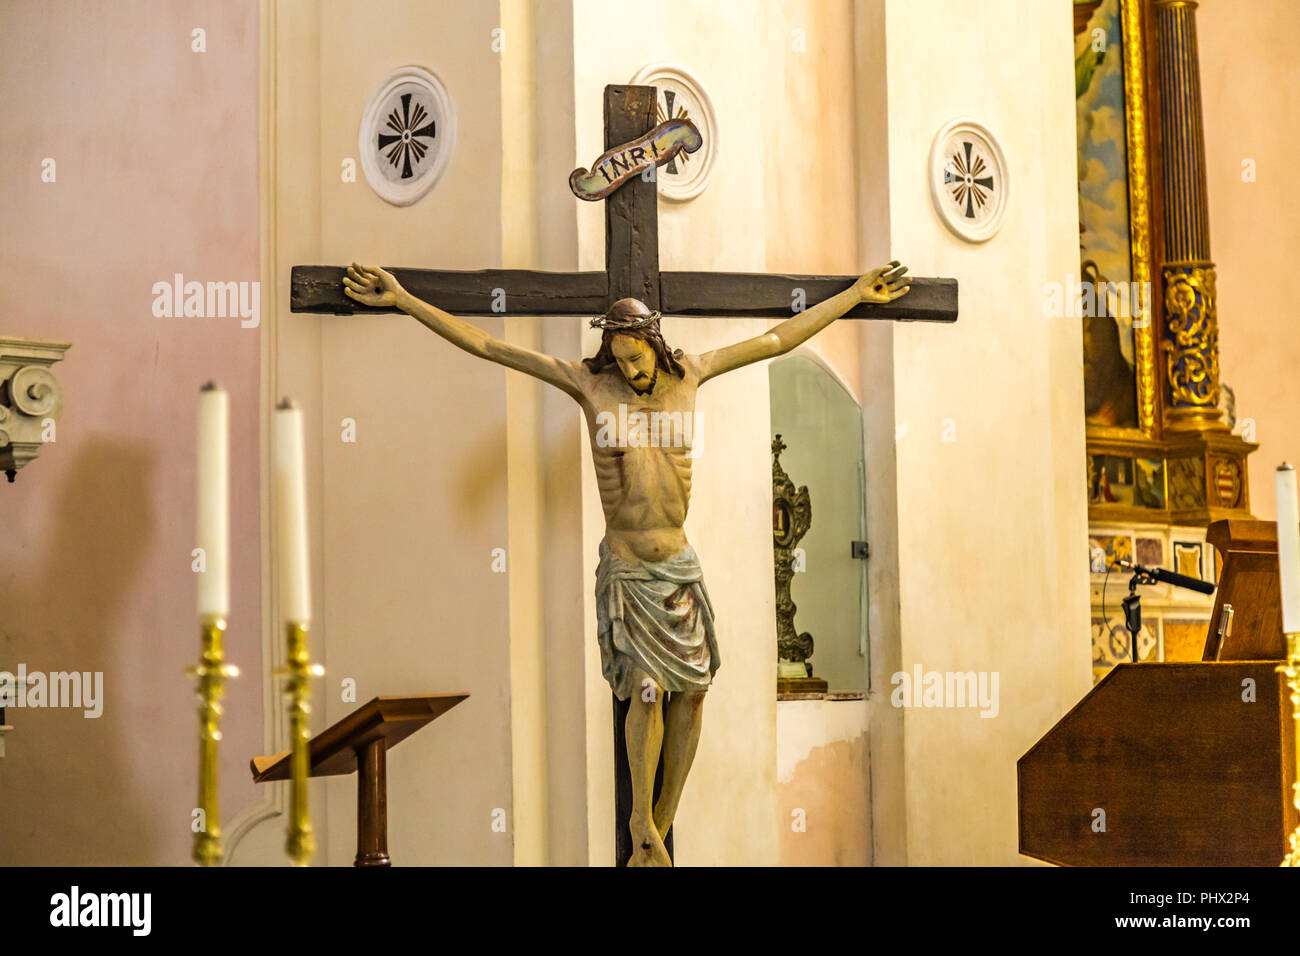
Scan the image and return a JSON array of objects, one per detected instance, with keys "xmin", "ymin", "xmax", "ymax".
[{"xmin": 768, "ymin": 353, "xmax": 868, "ymax": 693}]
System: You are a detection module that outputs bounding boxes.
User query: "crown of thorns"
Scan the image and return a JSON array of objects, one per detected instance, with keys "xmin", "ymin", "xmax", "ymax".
[{"xmin": 589, "ymin": 309, "xmax": 662, "ymax": 332}]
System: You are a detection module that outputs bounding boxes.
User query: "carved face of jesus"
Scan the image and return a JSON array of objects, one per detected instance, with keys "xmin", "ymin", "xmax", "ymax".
[{"xmin": 611, "ymin": 334, "xmax": 656, "ymax": 393}]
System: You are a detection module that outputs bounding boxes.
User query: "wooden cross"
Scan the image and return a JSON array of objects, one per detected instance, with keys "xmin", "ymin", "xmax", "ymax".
[{"xmin": 290, "ymin": 85, "xmax": 958, "ymax": 867}]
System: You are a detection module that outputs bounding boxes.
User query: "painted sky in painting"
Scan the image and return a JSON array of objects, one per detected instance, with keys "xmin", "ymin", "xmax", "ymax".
[{"xmin": 1076, "ymin": 0, "xmax": 1135, "ymax": 369}]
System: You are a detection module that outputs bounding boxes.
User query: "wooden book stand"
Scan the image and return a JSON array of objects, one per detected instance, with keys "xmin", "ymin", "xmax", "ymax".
[{"xmin": 252, "ymin": 694, "xmax": 467, "ymax": 866}]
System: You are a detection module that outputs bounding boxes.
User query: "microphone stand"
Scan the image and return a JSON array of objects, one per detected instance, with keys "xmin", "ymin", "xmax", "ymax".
[
  {"xmin": 1119, "ymin": 560, "xmax": 1217, "ymax": 663},
  {"xmin": 1121, "ymin": 566, "xmax": 1159, "ymax": 664}
]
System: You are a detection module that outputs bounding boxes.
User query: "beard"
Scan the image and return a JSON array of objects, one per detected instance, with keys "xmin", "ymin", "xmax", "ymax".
[{"xmin": 628, "ymin": 368, "xmax": 658, "ymax": 395}]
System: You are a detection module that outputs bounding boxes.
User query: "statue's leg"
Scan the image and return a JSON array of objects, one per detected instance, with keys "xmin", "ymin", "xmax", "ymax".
[
  {"xmin": 624, "ymin": 668, "xmax": 672, "ymax": 867},
  {"xmin": 653, "ymin": 689, "xmax": 705, "ymax": 842}
]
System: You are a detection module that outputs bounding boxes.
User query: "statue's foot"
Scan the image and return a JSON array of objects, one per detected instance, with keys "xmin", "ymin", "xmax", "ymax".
[{"xmin": 627, "ymin": 821, "xmax": 672, "ymax": 867}]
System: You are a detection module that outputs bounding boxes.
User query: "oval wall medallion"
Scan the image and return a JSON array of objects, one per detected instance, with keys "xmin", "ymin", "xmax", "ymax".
[
  {"xmin": 359, "ymin": 66, "xmax": 457, "ymax": 206},
  {"xmin": 628, "ymin": 62, "xmax": 717, "ymax": 202},
  {"xmin": 928, "ymin": 118, "xmax": 1008, "ymax": 242}
]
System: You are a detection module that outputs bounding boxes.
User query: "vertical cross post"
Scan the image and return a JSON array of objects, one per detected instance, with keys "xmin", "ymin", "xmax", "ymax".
[
  {"xmin": 604, "ymin": 84, "xmax": 672, "ymax": 867},
  {"xmin": 604, "ymin": 86, "xmax": 660, "ymax": 309}
]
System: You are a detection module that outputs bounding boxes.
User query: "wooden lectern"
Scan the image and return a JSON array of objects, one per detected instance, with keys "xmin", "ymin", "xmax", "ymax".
[
  {"xmin": 251, "ymin": 694, "xmax": 467, "ymax": 866},
  {"xmin": 1019, "ymin": 519, "xmax": 1298, "ymax": 866}
]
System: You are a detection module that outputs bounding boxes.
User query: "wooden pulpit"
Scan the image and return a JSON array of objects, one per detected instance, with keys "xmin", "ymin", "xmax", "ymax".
[
  {"xmin": 1202, "ymin": 519, "xmax": 1286, "ymax": 660},
  {"xmin": 1019, "ymin": 519, "xmax": 1298, "ymax": 865},
  {"xmin": 251, "ymin": 693, "xmax": 467, "ymax": 866}
]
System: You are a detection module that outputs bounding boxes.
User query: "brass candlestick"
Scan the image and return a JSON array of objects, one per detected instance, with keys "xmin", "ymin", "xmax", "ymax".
[
  {"xmin": 1281, "ymin": 631, "xmax": 1300, "ymax": 867},
  {"xmin": 188, "ymin": 614, "xmax": 239, "ymax": 867},
  {"xmin": 276, "ymin": 620, "xmax": 323, "ymax": 866}
]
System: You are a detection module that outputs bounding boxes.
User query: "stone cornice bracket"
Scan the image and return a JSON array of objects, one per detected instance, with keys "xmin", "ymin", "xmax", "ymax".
[{"xmin": 0, "ymin": 335, "xmax": 72, "ymax": 482}]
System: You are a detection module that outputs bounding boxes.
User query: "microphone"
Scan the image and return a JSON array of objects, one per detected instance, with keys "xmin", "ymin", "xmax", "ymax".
[{"xmin": 1118, "ymin": 559, "xmax": 1215, "ymax": 595}]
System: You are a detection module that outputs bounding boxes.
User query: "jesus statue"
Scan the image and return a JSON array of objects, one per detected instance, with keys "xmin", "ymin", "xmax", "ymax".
[{"xmin": 343, "ymin": 259, "xmax": 910, "ymax": 866}]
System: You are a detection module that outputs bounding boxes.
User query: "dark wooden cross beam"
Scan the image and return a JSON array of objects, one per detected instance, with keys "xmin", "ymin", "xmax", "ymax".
[
  {"xmin": 290, "ymin": 92, "xmax": 957, "ymax": 323},
  {"xmin": 290, "ymin": 85, "xmax": 958, "ymax": 867},
  {"xmin": 292, "ymin": 264, "xmax": 955, "ymax": 320}
]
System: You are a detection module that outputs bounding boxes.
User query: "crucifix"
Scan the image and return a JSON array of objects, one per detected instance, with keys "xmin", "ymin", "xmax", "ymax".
[{"xmin": 291, "ymin": 85, "xmax": 957, "ymax": 866}]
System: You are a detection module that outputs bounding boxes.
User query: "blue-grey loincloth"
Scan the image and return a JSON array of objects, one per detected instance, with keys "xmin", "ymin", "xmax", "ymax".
[{"xmin": 595, "ymin": 540, "xmax": 720, "ymax": 700}]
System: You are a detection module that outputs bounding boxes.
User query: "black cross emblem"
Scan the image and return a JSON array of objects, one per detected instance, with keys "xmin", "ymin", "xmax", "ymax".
[
  {"xmin": 944, "ymin": 141, "xmax": 995, "ymax": 219},
  {"xmin": 376, "ymin": 92, "xmax": 436, "ymax": 180}
]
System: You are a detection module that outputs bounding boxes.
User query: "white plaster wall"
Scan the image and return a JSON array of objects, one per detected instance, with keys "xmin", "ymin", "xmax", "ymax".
[
  {"xmin": 241, "ymin": 0, "xmax": 516, "ymax": 867},
  {"xmin": 763, "ymin": 0, "xmax": 865, "ymax": 398},
  {"xmin": 320, "ymin": 0, "xmax": 513, "ymax": 867},
  {"xmin": 875, "ymin": 0, "xmax": 1093, "ymax": 865}
]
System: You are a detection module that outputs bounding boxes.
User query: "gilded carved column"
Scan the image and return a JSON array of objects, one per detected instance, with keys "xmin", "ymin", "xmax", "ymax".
[{"xmin": 1153, "ymin": 0, "xmax": 1223, "ymax": 434}]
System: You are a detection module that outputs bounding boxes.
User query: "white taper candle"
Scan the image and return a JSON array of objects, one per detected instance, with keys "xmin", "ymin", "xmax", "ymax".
[
  {"xmin": 275, "ymin": 399, "xmax": 311, "ymax": 623},
  {"xmin": 1277, "ymin": 464, "xmax": 1300, "ymax": 634},
  {"xmin": 196, "ymin": 383, "xmax": 229, "ymax": 617}
]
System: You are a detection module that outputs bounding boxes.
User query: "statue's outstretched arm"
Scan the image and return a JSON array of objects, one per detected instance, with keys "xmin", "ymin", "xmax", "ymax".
[
  {"xmin": 695, "ymin": 261, "xmax": 909, "ymax": 383},
  {"xmin": 343, "ymin": 263, "xmax": 583, "ymax": 400}
]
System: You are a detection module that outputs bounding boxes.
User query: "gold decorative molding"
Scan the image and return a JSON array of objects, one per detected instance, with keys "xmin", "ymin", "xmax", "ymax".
[
  {"xmin": 1162, "ymin": 262, "xmax": 1224, "ymax": 431},
  {"xmin": 1088, "ymin": 428, "xmax": 1256, "ymax": 525},
  {"xmin": 1121, "ymin": 0, "xmax": 1157, "ymax": 438},
  {"xmin": 1280, "ymin": 632, "xmax": 1300, "ymax": 865}
]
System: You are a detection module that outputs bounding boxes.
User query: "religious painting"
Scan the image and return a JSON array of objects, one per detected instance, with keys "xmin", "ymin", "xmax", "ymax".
[
  {"xmin": 1088, "ymin": 453, "xmax": 1135, "ymax": 507},
  {"xmin": 1135, "ymin": 535, "xmax": 1163, "ymax": 568},
  {"xmin": 1088, "ymin": 532, "xmax": 1133, "ymax": 573},
  {"xmin": 1133, "ymin": 457, "xmax": 1164, "ymax": 509},
  {"xmin": 1173, "ymin": 541, "xmax": 1203, "ymax": 581},
  {"xmin": 1162, "ymin": 618, "xmax": 1209, "ymax": 662},
  {"xmin": 1074, "ymin": 0, "xmax": 1154, "ymax": 438},
  {"xmin": 1088, "ymin": 451, "xmax": 1166, "ymax": 510}
]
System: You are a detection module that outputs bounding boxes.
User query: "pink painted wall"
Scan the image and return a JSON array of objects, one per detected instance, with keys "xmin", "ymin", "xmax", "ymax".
[
  {"xmin": 1200, "ymin": 0, "xmax": 1300, "ymax": 517},
  {"xmin": 0, "ymin": 0, "xmax": 262, "ymax": 864}
]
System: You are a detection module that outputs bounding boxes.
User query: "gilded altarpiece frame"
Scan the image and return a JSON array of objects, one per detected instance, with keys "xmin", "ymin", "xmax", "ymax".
[
  {"xmin": 1077, "ymin": 0, "xmax": 1255, "ymax": 681},
  {"xmin": 1076, "ymin": 0, "xmax": 1254, "ymax": 531},
  {"xmin": 1078, "ymin": 0, "xmax": 1155, "ymax": 447}
]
